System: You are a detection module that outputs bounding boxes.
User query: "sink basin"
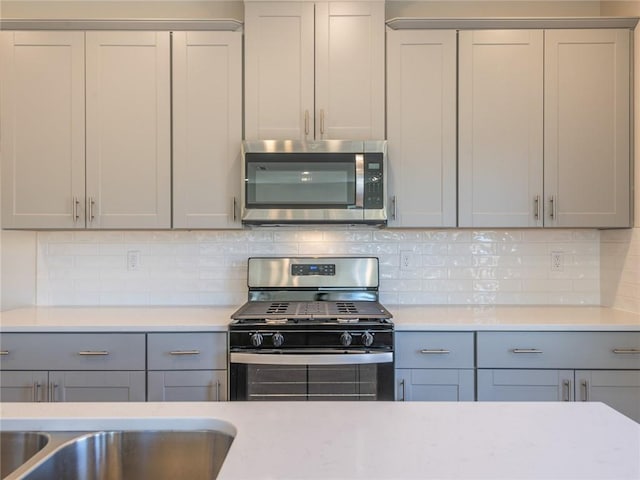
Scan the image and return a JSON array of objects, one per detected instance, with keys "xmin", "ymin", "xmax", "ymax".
[
  {"xmin": 18, "ymin": 430, "xmax": 234, "ymax": 480},
  {"xmin": 0, "ymin": 432, "xmax": 50, "ymax": 478}
]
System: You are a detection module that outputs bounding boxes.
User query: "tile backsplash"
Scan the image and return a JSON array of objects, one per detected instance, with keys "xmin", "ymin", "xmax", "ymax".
[
  {"xmin": 36, "ymin": 228, "xmax": 601, "ymax": 307},
  {"xmin": 601, "ymin": 227, "xmax": 640, "ymax": 314}
]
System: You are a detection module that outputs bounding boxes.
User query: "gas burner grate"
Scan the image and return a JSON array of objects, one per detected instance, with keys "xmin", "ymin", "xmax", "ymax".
[
  {"xmin": 266, "ymin": 302, "xmax": 290, "ymax": 314},
  {"xmin": 336, "ymin": 302, "xmax": 359, "ymax": 314}
]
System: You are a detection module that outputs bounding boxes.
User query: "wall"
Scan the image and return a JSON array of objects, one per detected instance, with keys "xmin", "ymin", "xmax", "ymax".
[
  {"xmin": 1, "ymin": 231, "xmax": 37, "ymax": 310},
  {"xmin": 386, "ymin": 1, "xmax": 601, "ymax": 18},
  {"xmin": 600, "ymin": 0, "xmax": 640, "ymax": 314},
  {"xmin": 36, "ymin": 228, "xmax": 600, "ymax": 306}
]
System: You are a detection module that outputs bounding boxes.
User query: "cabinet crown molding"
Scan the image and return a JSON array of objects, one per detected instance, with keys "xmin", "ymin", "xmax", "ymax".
[
  {"xmin": 0, "ymin": 18, "xmax": 243, "ymax": 30},
  {"xmin": 386, "ymin": 16, "xmax": 639, "ymax": 30}
]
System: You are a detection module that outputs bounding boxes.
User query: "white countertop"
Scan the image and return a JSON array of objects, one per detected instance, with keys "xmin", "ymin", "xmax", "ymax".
[
  {"xmin": 1, "ymin": 401, "xmax": 639, "ymax": 479},
  {"xmin": 1, "ymin": 305, "xmax": 639, "ymax": 332}
]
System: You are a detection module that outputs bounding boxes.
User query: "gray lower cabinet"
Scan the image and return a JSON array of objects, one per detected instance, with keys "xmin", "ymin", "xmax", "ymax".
[
  {"xmin": 395, "ymin": 332, "xmax": 475, "ymax": 401},
  {"xmin": 0, "ymin": 333, "xmax": 146, "ymax": 402},
  {"xmin": 477, "ymin": 331, "xmax": 640, "ymax": 422},
  {"xmin": 146, "ymin": 332, "xmax": 227, "ymax": 401}
]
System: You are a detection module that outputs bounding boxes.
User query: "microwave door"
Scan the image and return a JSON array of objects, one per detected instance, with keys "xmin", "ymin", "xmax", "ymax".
[{"xmin": 244, "ymin": 153, "xmax": 365, "ymax": 224}]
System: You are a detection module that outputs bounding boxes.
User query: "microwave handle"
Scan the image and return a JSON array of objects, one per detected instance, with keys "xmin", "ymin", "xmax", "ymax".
[
  {"xmin": 230, "ymin": 352, "xmax": 392, "ymax": 366},
  {"xmin": 355, "ymin": 154, "xmax": 364, "ymax": 208}
]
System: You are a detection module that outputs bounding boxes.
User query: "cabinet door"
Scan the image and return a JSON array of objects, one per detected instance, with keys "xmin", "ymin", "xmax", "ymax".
[
  {"xmin": 576, "ymin": 370, "xmax": 640, "ymax": 423},
  {"xmin": 477, "ymin": 369, "xmax": 574, "ymax": 401},
  {"xmin": 315, "ymin": 2, "xmax": 385, "ymax": 140},
  {"xmin": 147, "ymin": 370, "xmax": 227, "ymax": 401},
  {"xmin": 0, "ymin": 31, "xmax": 85, "ymax": 229},
  {"xmin": 244, "ymin": 2, "xmax": 315, "ymax": 140},
  {"xmin": 544, "ymin": 29, "xmax": 631, "ymax": 227},
  {"xmin": 0, "ymin": 371, "xmax": 48, "ymax": 402},
  {"xmin": 386, "ymin": 29, "xmax": 457, "ymax": 227},
  {"xmin": 458, "ymin": 30, "xmax": 544, "ymax": 227},
  {"xmin": 172, "ymin": 31, "xmax": 242, "ymax": 229},
  {"xmin": 396, "ymin": 369, "xmax": 474, "ymax": 401},
  {"xmin": 85, "ymin": 31, "xmax": 171, "ymax": 228},
  {"xmin": 50, "ymin": 371, "xmax": 146, "ymax": 402}
]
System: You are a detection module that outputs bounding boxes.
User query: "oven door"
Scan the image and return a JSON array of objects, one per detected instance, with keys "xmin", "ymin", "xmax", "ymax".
[{"xmin": 229, "ymin": 351, "xmax": 394, "ymax": 401}]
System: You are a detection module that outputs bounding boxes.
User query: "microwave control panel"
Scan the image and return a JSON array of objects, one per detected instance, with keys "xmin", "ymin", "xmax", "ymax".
[{"xmin": 364, "ymin": 153, "xmax": 384, "ymax": 209}]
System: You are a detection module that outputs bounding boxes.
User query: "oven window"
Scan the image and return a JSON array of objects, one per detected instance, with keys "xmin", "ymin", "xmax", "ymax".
[
  {"xmin": 246, "ymin": 364, "xmax": 378, "ymax": 401},
  {"xmin": 245, "ymin": 154, "xmax": 356, "ymax": 208}
]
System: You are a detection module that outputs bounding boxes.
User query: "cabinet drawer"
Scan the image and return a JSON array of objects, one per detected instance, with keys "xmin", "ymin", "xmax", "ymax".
[
  {"xmin": 395, "ymin": 332, "xmax": 474, "ymax": 368},
  {"xmin": 477, "ymin": 332, "xmax": 640, "ymax": 369},
  {"xmin": 147, "ymin": 333, "xmax": 227, "ymax": 370},
  {"xmin": 0, "ymin": 333, "xmax": 145, "ymax": 370}
]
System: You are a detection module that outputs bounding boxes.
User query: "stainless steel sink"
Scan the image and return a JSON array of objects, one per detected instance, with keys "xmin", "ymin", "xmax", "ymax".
[
  {"xmin": 2, "ymin": 430, "xmax": 234, "ymax": 480},
  {"xmin": 1, "ymin": 432, "xmax": 50, "ymax": 478}
]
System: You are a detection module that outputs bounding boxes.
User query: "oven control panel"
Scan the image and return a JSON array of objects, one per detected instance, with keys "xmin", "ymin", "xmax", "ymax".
[{"xmin": 291, "ymin": 264, "xmax": 335, "ymax": 276}]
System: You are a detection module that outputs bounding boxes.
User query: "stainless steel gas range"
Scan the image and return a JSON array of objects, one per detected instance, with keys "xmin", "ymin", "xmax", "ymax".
[{"xmin": 229, "ymin": 257, "xmax": 394, "ymax": 401}]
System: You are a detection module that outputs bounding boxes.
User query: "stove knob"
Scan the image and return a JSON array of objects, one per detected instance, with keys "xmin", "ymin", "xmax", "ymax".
[
  {"xmin": 250, "ymin": 333, "xmax": 264, "ymax": 347},
  {"xmin": 272, "ymin": 332, "xmax": 285, "ymax": 348},
  {"xmin": 361, "ymin": 331, "xmax": 375, "ymax": 347},
  {"xmin": 340, "ymin": 332, "xmax": 353, "ymax": 347}
]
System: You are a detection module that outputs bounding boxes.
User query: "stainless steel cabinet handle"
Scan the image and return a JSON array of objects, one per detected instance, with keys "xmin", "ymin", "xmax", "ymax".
[
  {"xmin": 562, "ymin": 380, "xmax": 571, "ymax": 402},
  {"xmin": 0, "ymin": 350, "xmax": 9, "ymax": 356},
  {"xmin": 534, "ymin": 195, "xmax": 540, "ymax": 220},
  {"xmin": 87, "ymin": 197, "xmax": 95, "ymax": 222},
  {"xmin": 320, "ymin": 109, "xmax": 325, "ymax": 136},
  {"xmin": 612, "ymin": 348, "xmax": 640, "ymax": 354},
  {"xmin": 169, "ymin": 350, "xmax": 200, "ymax": 356},
  {"xmin": 581, "ymin": 380, "xmax": 589, "ymax": 401},
  {"xmin": 420, "ymin": 349, "xmax": 450, "ymax": 355},
  {"xmin": 72, "ymin": 196, "xmax": 81, "ymax": 222},
  {"xmin": 232, "ymin": 197, "xmax": 237, "ymax": 222},
  {"xmin": 510, "ymin": 348, "xmax": 543, "ymax": 354},
  {"xmin": 49, "ymin": 383, "xmax": 58, "ymax": 402},
  {"xmin": 215, "ymin": 379, "xmax": 221, "ymax": 402},
  {"xmin": 32, "ymin": 382, "xmax": 41, "ymax": 402},
  {"xmin": 78, "ymin": 350, "xmax": 109, "ymax": 356},
  {"xmin": 391, "ymin": 196, "xmax": 397, "ymax": 221},
  {"xmin": 304, "ymin": 110, "xmax": 310, "ymax": 136},
  {"xmin": 399, "ymin": 379, "xmax": 406, "ymax": 401},
  {"xmin": 550, "ymin": 195, "xmax": 556, "ymax": 219}
]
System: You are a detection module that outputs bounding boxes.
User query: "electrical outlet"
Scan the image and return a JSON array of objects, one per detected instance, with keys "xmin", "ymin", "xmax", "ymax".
[
  {"xmin": 550, "ymin": 251, "xmax": 563, "ymax": 272},
  {"xmin": 400, "ymin": 252, "xmax": 420, "ymax": 270},
  {"xmin": 127, "ymin": 250, "xmax": 141, "ymax": 271}
]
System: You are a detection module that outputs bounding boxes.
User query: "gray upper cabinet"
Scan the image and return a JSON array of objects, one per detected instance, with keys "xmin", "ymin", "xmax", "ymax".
[
  {"xmin": 458, "ymin": 28, "xmax": 631, "ymax": 228},
  {"xmin": 244, "ymin": 1, "xmax": 385, "ymax": 141},
  {"xmin": 386, "ymin": 29, "xmax": 457, "ymax": 227},
  {"xmin": 544, "ymin": 29, "xmax": 631, "ymax": 228},
  {"xmin": 1, "ymin": 31, "xmax": 86, "ymax": 229},
  {"xmin": 1, "ymin": 30, "xmax": 172, "ymax": 229},
  {"xmin": 172, "ymin": 31, "xmax": 242, "ymax": 229},
  {"xmin": 458, "ymin": 30, "xmax": 544, "ymax": 227},
  {"xmin": 85, "ymin": 31, "xmax": 171, "ymax": 229}
]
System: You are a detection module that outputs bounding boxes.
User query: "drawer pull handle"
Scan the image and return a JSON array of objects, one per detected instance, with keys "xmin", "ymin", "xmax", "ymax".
[
  {"xmin": 612, "ymin": 348, "xmax": 640, "ymax": 354},
  {"xmin": 420, "ymin": 349, "xmax": 450, "ymax": 355},
  {"xmin": 33, "ymin": 382, "xmax": 41, "ymax": 402},
  {"xmin": 562, "ymin": 380, "xmax": 571, "ymax": 402},
  {"xmin": 78, "ymin": 351, "xmax": 109, "ymax": 356},
  {"xmin": 399, "ymin": 379, "xmax": 406, "ymax": 402},
  {"xmin": 581, "ymin": 380, "xmax": 589, "ymax": 402},
  {"xmin": 0, "ymin": 351, "xmax": 9, "ymax": 356},
  {"xmin": 511, "ymin": 348, "xmax": 543, "ymax": 354},
  {"xmin": 215, "ymin": 379, "xmax": 221, "ymax": 402},
  {"xmin": 170, "ymin": 350, "xmax": 201, "ymax": 356}
]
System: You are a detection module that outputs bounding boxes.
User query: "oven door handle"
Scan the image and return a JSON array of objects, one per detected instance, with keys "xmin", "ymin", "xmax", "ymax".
[{"xmin": 229, "ymin": 351, "xmax": 393, "ymax": 366}]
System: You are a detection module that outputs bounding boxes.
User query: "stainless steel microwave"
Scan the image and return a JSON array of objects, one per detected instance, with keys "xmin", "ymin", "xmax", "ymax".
[{"xmin": 241, "ymin": 140, "xmax": 387, "ymax": 225}]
